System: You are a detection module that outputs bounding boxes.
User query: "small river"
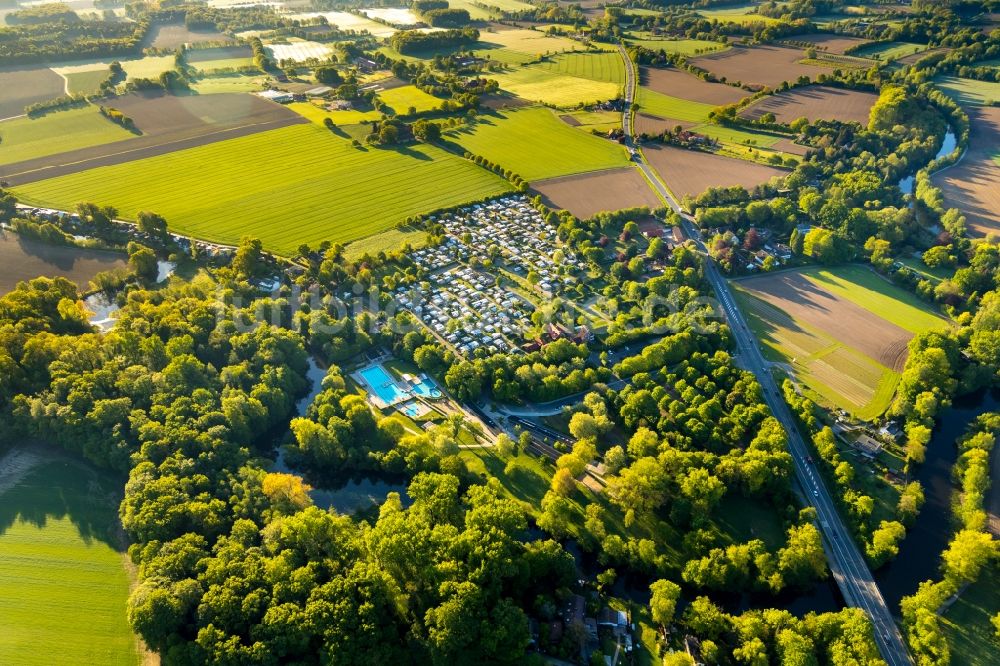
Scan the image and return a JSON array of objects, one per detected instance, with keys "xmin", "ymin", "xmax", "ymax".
[
  {"xmin": 273, "ymin": 356, "xmax": 409, "ymax": 514},
  {"xmin": 897, "ymin": 130, "xmax": 957, "ymax": 195},
  {"xmin": 876, "ymin": 388, "xmax": 1000, "ymax": 613}
]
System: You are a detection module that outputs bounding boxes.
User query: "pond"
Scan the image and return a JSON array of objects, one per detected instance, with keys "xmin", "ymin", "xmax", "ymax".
[
  {"xmin": 0, "ymin": 232, "xmax": 127, "ymax": 295},
  {"xmin": 274, "ymin": 356, "xmax": 410, "ymax": 515},
  {"xmin": 875, "ymin": 388, "xmax": 1000, "ymax": 613}
]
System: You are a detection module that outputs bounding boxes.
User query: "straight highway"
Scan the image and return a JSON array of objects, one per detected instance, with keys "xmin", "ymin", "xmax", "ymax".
[{"xmin": 616, "ymin": 43, "xmax": 912, "ymax": 666}]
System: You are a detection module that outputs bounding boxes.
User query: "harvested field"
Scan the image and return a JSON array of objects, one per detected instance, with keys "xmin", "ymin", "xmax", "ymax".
[
  {"xmin": 634, "ymin": 113, "xmax": 694, "ymax": 135},
  {"xmin": 531, "ymin": 167, "xmax": 662, "ymax": 219},
  {"xmin": 772, "ymin": 138, "xmax": 810, "ymax": 156},
  {"xmin": 740, "ymin": 85, "xmax": 878, "ymax": 124},
  {"xmin": 0, "ymin": 67, "xmax": 64, "ymax": 119},
  {"xmin": 690, "ymin": 45, "xmax": 833, "ymax": 89},
  {"xmin": 187, "ymin": 46, "xmax": 253, "ymax": 63},
  {"xmin": 0, "ymin": 92, "xmax": 309, "ymax": 185},
  {"xmin": 559, "ymin": 114, "xmax": 582, "ymax": 126},
  {"xmin": 0, "ymin": 233, "xmax": 127, "ymax": 294},
  {"xmin": 733, "ymin": 265, "xmax": 948, "ymax": 417},
  {"xmin": 146, "ymin": 22, "xmax": 234, "ymax": 48},
  {"xmin": 643, "ymin": 144, "xmax": 785, "ymax": 199},
  {"xmin": 934, "ymin": 106, "xmax": 1000, "ymax": 238},
  {"xmin": 640, "ymin": 67, "xmax": 746, "ymax": 105},
  {"xmin": 783, "ymin": 34, "xmax": 872, "ymax": 54}
]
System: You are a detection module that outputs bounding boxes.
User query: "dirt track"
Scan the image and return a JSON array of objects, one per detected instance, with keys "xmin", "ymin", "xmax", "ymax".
[
  {"xmin": 531, "ymin": 167, "xmax": 663, "ymax": 219},
  {"xmin": 738, "ymin": 270, "xmax": 913, "ymax": 372},
  {"xmin": 690, "ymin": 45, "xmax": 833, "ymax": 89},
  {"xmin": 0, "ymin": 92, "xmax": 309, "ymax": 185},
  {"xmin": 935, "ymin": 106, "xmax": 1000, "ymax": 238},
  {"xmin": 643, "ymin": 144, "xmax": 786, "ymax": 199},
  {"xmin": 640, "ymin": 67, "xmax": 747, "ymax": 105},
  {"xmin": 740, "ymin": 85, "xmax": 878, "ymax": 124}
]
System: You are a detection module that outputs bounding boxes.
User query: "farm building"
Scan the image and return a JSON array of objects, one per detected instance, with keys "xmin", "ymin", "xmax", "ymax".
[
  {"xmin": 305, "ymin": 86, "xmax": 333, "ymax": 97},
  {"xmin": 255, "ymin": 90, "xmax": 294, "ymax": 103}
]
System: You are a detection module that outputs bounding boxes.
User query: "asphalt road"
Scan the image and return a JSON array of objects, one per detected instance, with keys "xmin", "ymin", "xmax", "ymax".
[{"xmin": 616, "ymin": 44, "xmax": 912, "ymax": 666}]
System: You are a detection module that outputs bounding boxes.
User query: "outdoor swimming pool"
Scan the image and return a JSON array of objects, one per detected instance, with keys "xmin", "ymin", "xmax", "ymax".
[
  {"xmin": 359, "ymin": 364, "xmax": 407, "ymax": 404},
  {"xmin": 411, "ymin": 375, "xmax": 442, "ymax": 398}
]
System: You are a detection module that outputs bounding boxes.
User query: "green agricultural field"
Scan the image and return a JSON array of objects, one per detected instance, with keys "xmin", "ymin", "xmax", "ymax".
[
  {"xmin": 637, "ymin": 87, "xmax": 714, "ymax": 123},
  {"xmin": 187, "ymin": 73, "xmax": 267, "ymax": 94},
  {"xmin": 853, "ymin": 41, "xmax": 929, "ymax": 61},
  {"xmin": 192, "ymin": 57, "xmax": 254, "ymax": 71},
  {"xmin": 491, "ymin": 66, "xmax": 620, "ymax": 107},
  {"xmin": 531, "ymin": 51, "xmax": 626, "ymax": 84},
  {"xmin": 343, "ymin": 226, "xmax": 427, "ymax": 261},
  {"xmin": 377, "ymin": 84, "xmax": 443, "ymax": 114},
  {"xmin": 0, "ymin": 106, "xmax": 135, "ymax": 166},
  {"xmin": 0, "ymin": 451, "xmax": 138, "ymax": 665},
  {"xmin": 695, "ymin": 5, "xmax": 780, "ymax": 24},
  {"xmin": 624, "ymin": 35, "xmax": 729, "ymax": 56},
  {"xmin": 935, "ymin": 76, "xmax": 1000, "ymax": 106},
  {"xmin": 52, "ymin": 55, "xmax": 175, "ymax": 89},
  {"xmin": 733, "ymin": 265, "xmax": 949, "ymax": 419},
  {"xmin": 447, "ymin": 106, "xmax": 630, "ymax": 180},
  {"xmin": 15, "ymin": 124, "xmax": 511, "ymax": 256}
]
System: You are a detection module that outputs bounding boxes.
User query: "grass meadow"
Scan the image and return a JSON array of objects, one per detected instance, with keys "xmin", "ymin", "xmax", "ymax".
[
  {"xmin": 853, "ymin": 41, "xmax": 929, "ymax": 61},
  {"xmin": 733, "ymin": 265, "xmax": 948, "ymax": 419},
  {"xmin": 935, "ymin": 76, "xmax": 1000, "ymax": 106},
  {"xmin": 377, "ymin": 84, "xmax": 443, "ymax": 114},
  {"xmin": 14, "ymin": 124, "xmax": 511, "ymax": 255},
  {"xmin": 624, "ymin": 35, "xmax": 729, "ymax": 56},
  {"xmin": 0, "ymin": 453, "xmax": 138, "ymax": 665},
  {"xmin": 637, "ymin": 87, "xmax": 715, "ymax": 123},
  {"xmin": 942, "ymin": 564, "xmax": 1000, "ymax": 666},
  {"xmin": 447, "ymin": 106, "xmax": 630, "ymax": 180},
  {"xmin": 0, "ymin": 106, "xmax": 134, "ymax": 166}
]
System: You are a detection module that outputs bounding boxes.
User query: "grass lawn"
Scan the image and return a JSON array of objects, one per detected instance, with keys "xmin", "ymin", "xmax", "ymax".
[
  {"xmin": 0, "ymin": 106, "xmax": 135, "ymax": 166},
  {"xmin": 799, "ymin": 265, "xmax": 950, "ymax": 335},
  {"xmin": 447, "ymin": 106, "xmax": 630, "ymax": 180},
  {"xmin": 61, "ymin": 69, "xmax": 109, "ymax": 94},
  {"xmin": 853, "ymin": 41, "xmax": 929, "ymax": 61},
  {"xmin": 934, "ymin": 76, "xmax": 1000, "ymax": 106},
  {"xmin": 895, "ymin": 255, "xmax": 950, "ymax": 284},
  {"xmin": 637, "ymin": 87, "xmax": 714, "ymax": 123},
  {"xmin": 377, "ymin": 84, "xmax": 443, "ymax": 114},
  {"xmin": 343, "ymin": 226, "xmax": 427, "ymax": 261},
  {"xmin": 14, "ymin": 123, "xmax": 511, "ymax": 256},
  {"xmin": 0, "ymin": 453, "xmax": 138, "ymax": 665},
  {"xmin": 287, "ymin": 101, "xmax": 382, "ymax": 126},
  {"xmin": 942, "ymin": 564, "xmax": 1000, "ymax": 666}
]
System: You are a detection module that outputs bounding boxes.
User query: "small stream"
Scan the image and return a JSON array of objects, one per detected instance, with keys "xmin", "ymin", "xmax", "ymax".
[
  {"xmin": 897, "ymin": 130, "xmax": 957, "ymax": 196},
  {"xmin": 273, "ymin": 356, "xmax": 409, "ymax": 514}
]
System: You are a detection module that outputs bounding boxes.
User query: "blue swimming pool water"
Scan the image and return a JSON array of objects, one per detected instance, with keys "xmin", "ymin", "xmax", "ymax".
[
  {"xmin": 411, "ymin": 376, "xmax": 442, "ymax": 398},
  {"xmin": 359, "ymin": 365, "xmax": 406, "ymax": 404},
  {"xmin": 400, "ymin": 402, "xmax": 423, "ymax": 417}
]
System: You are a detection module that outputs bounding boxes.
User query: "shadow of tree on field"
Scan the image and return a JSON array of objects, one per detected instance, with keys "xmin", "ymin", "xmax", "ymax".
[{"xmin": 0, "ymin": 449, "xmax": 126, "ymax": 551}]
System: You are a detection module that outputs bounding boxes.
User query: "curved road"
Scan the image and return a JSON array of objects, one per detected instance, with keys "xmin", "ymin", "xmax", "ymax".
[{"xmin": 616, "ymin": 45, "xmax": 912, "ymax": 666}]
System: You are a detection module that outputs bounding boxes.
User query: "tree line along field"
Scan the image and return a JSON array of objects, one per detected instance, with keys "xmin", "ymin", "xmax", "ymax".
[
  {"xmin": 0, "ymin": 450, "xmax": 139, "ymax": 665},
  {"xmin": 447, "ymin": 106, "xmax": 631, "ymax": 181},
  {"xmin": 732, "ymin": 265, "xmax": 949, "ymax": 419},
  {"xmin": 13, "ymin": 123, "xmax": 512, "ymax": 256}
]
